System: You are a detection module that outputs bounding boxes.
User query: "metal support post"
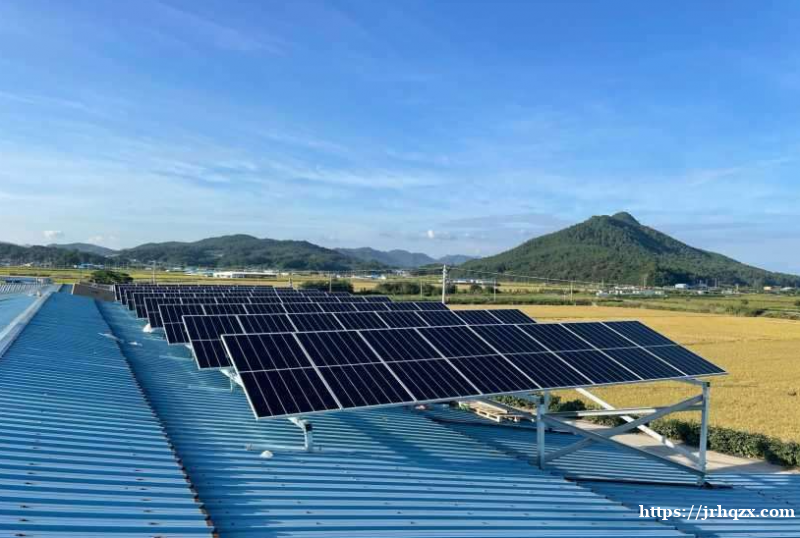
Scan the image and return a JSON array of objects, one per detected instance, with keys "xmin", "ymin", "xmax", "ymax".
[
  {"xmin": 698, "ymin": 381, "xmax": 710, "ymax": 483},
  {"xmin": 289, "ymin": 417, "xmax": 314, "ymax": 451},
  {"xmin": 536, "ymin": 394, "xmax": 546, "ymax": 469},
  {"xmin": 441, "ymin": 265, "xmax": 448, "ymax": 304}
]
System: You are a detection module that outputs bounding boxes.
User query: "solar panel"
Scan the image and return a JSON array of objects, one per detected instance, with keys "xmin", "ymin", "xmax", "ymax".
[
  {"xmin": 360, "ymin": 328, "xmax": 442, "ymax": 362},
  {"xmin": 416, "ymin": 326, "xmax": 495, "ymax": 358},
  {"xmin": 364, "ymin": 296, "xmax": 392, "ymax": 303},
  {"xmin": 318, "ymin": 363, "xmax": 412, "ymax": 409},
  {"xmin": 284, "ymin": 303, "xmax": 324, "ymax": 314},
  {"xmin": 487, "ymin": 309, "xmax": 537, "ymax": 325},
  {"xmin": 237, "ymin": 314, "xmax": 294, "ymax": 334},
  {"xmin": 203, "ymin": 304, "xmax": 247, "ymax": 316},
  {"xmin": 517, "ymin": 324, "xmax": 591, "ymax": 352},
  {"xmin": 470, "ymin": 325, "xmax": 548, "ymax": 354},
  {"xmin": 449, "ymin": 355, "xmax": 537, "ymax": 394},
  {"xmin": 295, "ymin": 331, "xmax": 379, "ymax": 366},
  {"xmin": 386, "ymin": 302, "xmax": 426, "ymax": 311},
  {"xmin": 289, "ymin": 313, "xmax": 344, "ymax": 332},
  {"xmin": 415, "ymin": 310, "xmax": 465, "ymax": 327},
  {"xmin": 645, "ymin": 345, "xmax": 725, "ymax": 376},
  {"xmin": 334, "ymin": 312, "xmax": 388, "ymax": 330},
  {"xmin": 319, "ymin": 303, "xmax": 357, "ymax": 313},
  {"xmin": 603, "ymin": 321, "xmax": 675, "ymax": 347},
  {"xmin": 414, "ymin": 302, "xmax": 450, "ymax": 311},
  {"xmin": 184, "ymin": 315, "xmax": 243, "ymax": 369},
  {"xmin": 504, "ymin": 353, "xmax": 593, "ymax": 388},
  {"xmin": 245, "ymin": 303, "xmax": 288, "ymax": 315},
  {"xmin": 385, "ymin": 359, "xmax": 479, "ymax": 401},
  {"xmin": 378, "ymin": 311, "xmax": 427, "ymax": 328},
  {"xmin": 453, "ymin": 310, "xmax": 504, "ymax": 325},
  {"xmin": 352, "ymin": 302, "xmax": 389, "ymax": 312}
]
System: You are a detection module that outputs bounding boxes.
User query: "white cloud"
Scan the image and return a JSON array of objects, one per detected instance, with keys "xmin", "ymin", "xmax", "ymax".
[
  {"xmin": 426, "ymin": 229, "xmax": 435, "ymax": 239},
  {"xmin": 43, "ymin": 230, "xmax": 64, "ymax": 240}
]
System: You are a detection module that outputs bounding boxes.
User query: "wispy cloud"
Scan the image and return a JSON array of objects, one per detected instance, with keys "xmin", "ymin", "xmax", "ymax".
[
  {"xmin": 43, "ymin": 230, "xmax": 64, "ymax": 241},
  {"xmin": 152, "ymin": 1, "xmax": 285, "ymax": 54}
]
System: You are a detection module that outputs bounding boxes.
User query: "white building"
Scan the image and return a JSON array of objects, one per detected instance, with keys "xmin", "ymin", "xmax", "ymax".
[{"xmin": 212, "ymin": 271, "xmax": 278, "ymax": 279}]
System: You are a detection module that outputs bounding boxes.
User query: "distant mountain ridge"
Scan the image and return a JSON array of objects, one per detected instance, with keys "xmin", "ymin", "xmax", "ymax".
[
  {"xmin": 462, "ymin": 212, "xmax": 800, "ymax": 287},
  {"xmin": 0, "ymin": 241, "xmax": 108, "ymax": 266},
  {"xmin": 48, "ymin": 242, "xmax": 118, "ymax": 256},
  {"xmin": 336, "ymin": 247, "xmax": 476, "ymax": 268},
  {"xmin": 117, "ymin": 235, "xmax": 383, "ymax": 271}
]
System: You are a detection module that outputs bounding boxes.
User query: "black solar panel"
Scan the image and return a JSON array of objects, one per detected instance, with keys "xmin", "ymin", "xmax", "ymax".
[
  {"xmin": 603, "ymin": 347, "xmax": 685, "ymax": 379},
  {"xmin": 378, "ymin": 311, "xmax": 426, "ymax": 328},
  {"xmin": 289, "ymin": 313, "xmax": 344, "ymax": 332},
  {"xmin": 453, "ymin": 310, "xmax": 503, "ymax": 325},
  {"xmin": 245, "ymin": 303, "xmax": 287, "ymax": 315},
  {"xmin": 646, "ymin": 345, "xmax": 726, "ymax": 376},
  {"xmin": 487, "ymin": 309, "xmax": 536, "ymax": 324},
  {"xmin": 557, "ymin": 350, "xmax": 640, "ymax": 384},
  {"xmin": 319, "ymin": 303, "xmax": 357, "ymax": 313},
  {"xmin": 470, "ymin": 325, "xmax": 548, "ymax": 354},
  {"xmin": 203, "ymin": 304, "xmax": 247, "ymax": 316},
  {"xmin": 237, "ymin": 314, "xmax": 294, "ymax": 334},
  {"xmin": 283, "ymin": 303, "xmax": 324, "ymax": 314},
  {"xmin": 414, "ymin": 302, "xmax": 450, "ymax": 311},
  {"xmin": 364, "ymin": 296, "xmax": 392, "ymax": 303},
  {"xmin": 295, "ymin": 331, "xmax": 380, "ymax": 366},
  {"xmin": 518, "ymin": 324, "xmax": 591, "ymax": 352},
  {"xmin": 320, "ymin": 364, "xmax": 412, "ymax": 408},
  {"xmin": 388, "ymin": 359, "xmax": 479, "ymax": 401},
  {"xmin": 334, "ymin": 312, "xmax": 388, "ymax": 331},
  {"xmin": 564, "ymin": 322, "xmax": 632, "ymax": 349},
  {"xmin": 352, "ymin": 302, "xmax": 389, "ymax": 312},
  {"xmin": 449, "ymin": 355, "xmax": 537, "ymax": 394},
  {"xmin": 415, "ymin": 310, "xmax": 465, "ymax": 327},
  {"xmin": 239, "ymin": 369, "xmax": 339, "ymax": 418},
  {"xmin": 504, "ymin": 353, "xmax": 592, "ymax": 388},
  {"xmin": 417, "ymin": 326, "xmax": 495, "ymax": 358},
  {"xmin": 386, "ymin": 302, "xmax": 423, "ymax": 311},
  {"xmin": 604, "ymin": 321, "xmax": 674, "ymax": 347},
  {"xmin": 360, "ymin": 328, "xmax": 441, "ymax": 362}
]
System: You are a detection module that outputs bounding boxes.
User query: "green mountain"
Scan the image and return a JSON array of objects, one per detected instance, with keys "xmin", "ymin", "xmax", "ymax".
[
  {"xmin": 462, "ymin": 212, "xmax": 800, "ymax": 287},
  {"xmin": 0, "ymin": 242, "xmax": 108, "ymax": 266},
  {"xmin": 48, "ymin": 242, "xmax": 118, "ymax": 256},
  {"xmin": 118, "ymin": 235, "xmax": 384, "ymax": 271},
  {"xmin": 336, "ymin": 247, "xmax": 476, "ymax": 268}
]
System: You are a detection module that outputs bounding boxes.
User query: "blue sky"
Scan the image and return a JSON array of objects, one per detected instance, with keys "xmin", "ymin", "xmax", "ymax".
[{"xmin": 2, "ymin": 1, "xmax": 800, "ymax": 273}]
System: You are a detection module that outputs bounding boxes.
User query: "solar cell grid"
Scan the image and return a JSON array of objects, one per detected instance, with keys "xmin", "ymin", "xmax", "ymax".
[
  {"xmin": 604, "ymin": 321, "xmax": 674, "ymax": 347},
  {"xmin": 360, "ymin": 328, "xmax": 441, "ymax": 362},
  {"xmin": 415, "ymin": 310, "xmax": 465, "ymax": 327},
  {"xmin": 556, "ymin": 350, "xmax": 641, "ymax": 384},
  {"xmin": 378, "ymin": 311, "xmax": 426, "ymax": 328},
  {"xmin": 283, "ymin": 303, "xmax": 324, "ymax": 314},
  {"xmin": 470, "ymin": 324, "xmax": 548, "ymax": 354},
  {"xmin": 223, "ymin": 333, "xmax": 310, "ymax": 371},
  {"xmin": 453, "ymin": 310, "xmax": 503, "ymax": 325},
  {"xmin": 245, "ymin": 303, "xmax": 287, "ymax": 315},
  {"xmin": 505, "ymin": 353, "xmax": 592, "ymax": 388},
  {"xmin": 449, "ymin": 355, "xmax": 537, "ymax": 394},
  {"xmin": 288, "ymin": 313, "xmax": 344, "ymax": 332},
  {"xmin": 417, "ymin": 326, "xmax": 495, "ymax": 358},
  {"xmin": 318, "ymin": 363, "xmax": 412, "ymax": 408},
  {"xmin": 518, "ymin": 324, "xmax": 593, "ymax": 352},
  {"xmin": 352, "ymin": 302, "xmax": 389, "ymax": 312},
  {"xmin": 295, "ymin": 331, "xmax": 380, "ymax": 366},
  {"xmin": 486, "ymin": 309, "xmax": 536, "ymax": 324},
  {"xmin": 319, "ymin": 303, "xmax": 357, "ymax": 313},
  {"xmin": 237, "ymin": 314, "xmax": 294, "ymax": 334},
  {"xmin": 334, "ymin": 312, "xmax": 388, "ymax": 330},
  {"xmin": 387, "ymin": 359, "xmax": 479, "ymax": 401}
]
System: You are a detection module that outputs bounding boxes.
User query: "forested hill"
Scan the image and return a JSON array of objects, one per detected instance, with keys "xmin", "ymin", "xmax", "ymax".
[
  {"xmin": 116, "ymin": 235, "xmax": 384, "ymax": 271},
  {"xmin": 0, "ymin": 242, "xmax": 108, "ymax": 266},
  {"xmin": 461, "ymin": 212, "xmax": 800, "ymax": 287}
]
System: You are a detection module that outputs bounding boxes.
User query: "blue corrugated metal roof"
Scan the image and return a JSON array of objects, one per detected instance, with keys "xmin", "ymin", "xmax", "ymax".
[
  {"xmin": 98, "ymin": 300, "xmax": 689, "ymax": 538},
  {"xmin": 425, "ymin": 405, "xmax": 800, "ymax": 537},
  {"xmin": 0, "ymin": 293, "xmax": 212, "ymax": 537},
  {"xmin": 0, "ymin": 292, "xmax": 38, "ymax": 331}
]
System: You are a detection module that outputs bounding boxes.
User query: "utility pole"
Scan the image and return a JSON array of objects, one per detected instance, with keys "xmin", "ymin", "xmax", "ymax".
[
  {"xmin": 328, "ymin": 273, "xmax": 333, "ymax": 293},
  {"xmin": 570, "ymin": 280, "xmax": 574, "ymax": 304},
  {"xmin": 441, "ymin": 265, "xmax": 448, "ymax": 305},
  {"xmin": 493, "ymin": 278, "xmax": 497, "ymax": 302}
]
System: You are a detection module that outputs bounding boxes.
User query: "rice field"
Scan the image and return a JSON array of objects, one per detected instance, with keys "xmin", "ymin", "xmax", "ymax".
[{"xmin": 452, "ymin": 304, "xmax": 800, "ymax": 442}]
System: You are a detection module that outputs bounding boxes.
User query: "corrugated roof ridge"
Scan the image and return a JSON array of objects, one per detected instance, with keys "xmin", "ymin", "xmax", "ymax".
[{"xmin": 0, "ymin": 293, "xmax": 213, "ymax": 537}]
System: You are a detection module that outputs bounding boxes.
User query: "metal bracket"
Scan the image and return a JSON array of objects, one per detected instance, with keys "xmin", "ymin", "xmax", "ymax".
[{"xmin": 536, "ymin": 382, "xmax": 711, "ymax": 485}]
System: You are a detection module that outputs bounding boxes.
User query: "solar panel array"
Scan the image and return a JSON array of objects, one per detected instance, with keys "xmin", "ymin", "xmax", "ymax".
[
  {"xmin": 223, "ymin": 320, "xmax": 725, "ymax": 419},
  {"xmin": 182, "ymin": 309, "xmax": 537, "ymax": 370},
  {"xmin": 114, "ymin": 283, "xmax": 725, "ymax": 422}
]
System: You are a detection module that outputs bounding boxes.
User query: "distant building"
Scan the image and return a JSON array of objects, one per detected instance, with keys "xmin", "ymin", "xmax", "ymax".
[{"xmin": 675, "ymin": 283, "xmax": 689, "ymax": 290}]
